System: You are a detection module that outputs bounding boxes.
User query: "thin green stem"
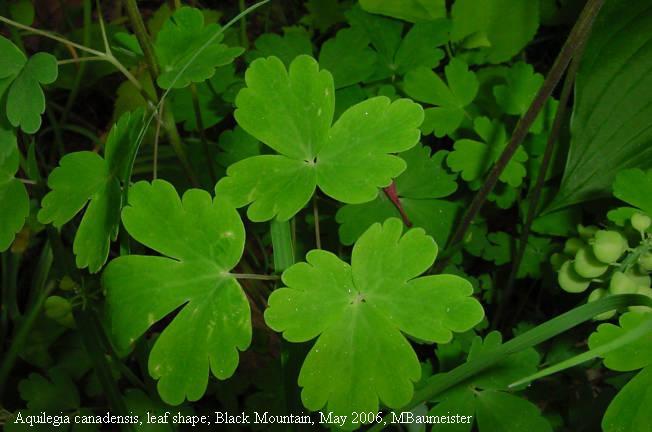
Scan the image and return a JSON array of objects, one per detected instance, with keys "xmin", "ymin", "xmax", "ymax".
[
  {"xmin": 57, "ymin": 55, "xmax": 104, "ymax": 65},
  {"xmin": 433, "ymin": 0, "xmax": 606, "ymax": 273},
  {"xmin": 313, "ymin": 196, "xmax": 322, "ymax": 249},
  {"xmin": 238, "ymin": 0, "xmax": 249, "ymax": 48},
  {"xmin": 124, "ymin": 0, "xmax": 159, "ymax": 80},
  {"xmin": 229, "ymin": 273, "xmax": 280, "ymax": 281},
  {"xmin": 190, "ymin": 83, "xmax": 216, "ymax": 183}
]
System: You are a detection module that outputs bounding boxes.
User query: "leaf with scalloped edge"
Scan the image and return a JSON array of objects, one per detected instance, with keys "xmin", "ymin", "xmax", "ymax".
[
  {"xmin": 154, "ymin": 7, "xmax": 243, "ymax": 89},
  {"xmin": 0, "ymin": 35, "xmax": 58, "ymax": 134},
  {"xmin": 215, "ymin": 55, "xmax": 424, "ymax": 222},
  {"xmin": 0, "ymin": 125, "xmax": 29, "ymax": 251},
  {"xmin": 38, "ymin": 110, "xmax": 144, "ymax": 272},
  {"xmin": 588, "ymin": 311, "xmax": 652, "ymax": 372},
  {"xmin": 403, "ymin": 59, "xmax": 478, "ymax": 137},
  {"xmin": 103, "ymin": 180, "xmax": 250, "ymax": 405},
  {"xmin": 265, "ymin": 218, "xmax": 484, "ymax": 427}
]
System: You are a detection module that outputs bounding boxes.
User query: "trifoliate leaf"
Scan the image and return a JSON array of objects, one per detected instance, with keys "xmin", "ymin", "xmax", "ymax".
[
  {"xmin": 215, "ymin": 55, "xmax": 423, "ymax": 222},
  {"xmin": 346, "ymin": 7, "xmax": 403, "ymax": 81},
  {"xmin": 0, "ymin": 126, "xmax": 29, "ymax": 251},
  {"xmin": 493, "ymin": 62, "xmax": 543, "ymax": 116},
  {"xmin": 447, "ymin": 116, "xmax": 527, "ymax": 186},
  {"xmin": 394, "ymin": 20, "xmax": 449, "ymax": 75},
  {"xmin": 246, "ymin": 27, "xmax": 313, "ymax": 67},
  {"xmin": 404, "ymin": 59, "xmax": 478, "ymax": 137},
  {"xmin": 318, "ymin": 27, "xmax": 377, "ymax": 88},
  {"xmin": 360, "ymin": 0, "xmax": 446, "ymax": 23},
  {"xmin": 38, "ymin": 109, "xmax": 144, "ymax": 272},
  {"xmin": 607, "ymin": 207, "xmax": 639, "ymax": 227},
  {"xmin": 602, "ymin": 365, "xmax": 652, "ymax": 432},
  {"xmin": 613, "ymin": 168, "xmax": 652, "ymax": 216},
  {"xmin": 451, "ymin": 0, "xmax": 540, "ymax": 64},
  {"xmin": 337, "ymin": 145, "xmax": 459, "ymax": 246},
  {"xmin": 215, "ymin": 126, "xmax": 261, "ymax": 170},
  {"xmin": 482, "ymin": 232, "xmax": 512, "ymax": 266},
  {"xmin": 266, "ymin": 219, "xmax": 483, "ymax": 425},
  {"xmin": 588, "ymin": 312, "xmax": 652, "ymax": 372},
  {"xmin": 429, "ymin": 333, "xmax": 548, "ymax": 432},
  {"xmin": 18, "ymin": 369, "xmax": 79, "ymax": 411},
  {"xmin": 103, "ymin": 180, "xmax": 250, "ymax": 405},
  {"xmin": 0, "ymin": 36, "xmax": 58, "ymax": 134},
  {"xmin": 154, "ymin": 7, "xmax": 243, "ymax": 89},
  {"xmin": 467, "ymin": 332, "xmax": 540, "ymax": 390}
]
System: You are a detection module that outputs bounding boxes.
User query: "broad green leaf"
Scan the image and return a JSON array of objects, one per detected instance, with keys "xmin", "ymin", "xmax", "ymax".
[
  {"xmin": 265, "ymin": 218, "xmax": 484, "ymax": 424},
  {"xmin": 216, "ymin": 55, "xmax": 423, "ymax": 221},
  {"xmin": 38, "ymin": 110, "xmax": 144, "ymax": 272},
  {"xmin": 493, "ymin": 62, "xmax": 543, "ymax": 116},
  {"xmin": 360, "ymin": 0, "xmax": 446, "ymax": 23},
  {"xmin": 337, "ymin": 145, "xmax": 459, "ymax": 246},
  {"xmin": 154, "ymin": 7, "xmax": 244, "ymax": 89},
  {"xmin": 403, "ymin": 59, "xmax": 478, "ymax": 137},
  {"xmin": 0, "ymin": 35, "xmax": 58, "ymax": 134},
  {"xmin": 447, "ymin": 117, "xmax": 527, "ymax": 186},
  {"xmin": 602, "ymin": 365, "xmax": 652, "ymax": 432},
  {"xmin": 451, "ymin": 0, "xmax": 540, "ymax": 64},
  {"xmin": 246, "ymin": 27, "xmax": 313, "ymax": 67},
  {"xmin": 588, "ymin": 312, "xmax": 652, "ymax": 372},
  {"xmin": 550, "ymin": 0, "xmax": 652, "ymax": 210},
  {"xmin": 612, "ymin": 168, "xmax": 652, "ymax": 216},
  {"xmin": 476, "ymin": 390, "xmax": 551, "ymax": 432},
  {"xmin": 215, "ymin": 126, "xmax": 261, "ymax": 170},
  {"xmin": 318, "ymin": 28, "xmax": 377, "ymax": 88},
  {"xmin": 103, "ymin": 180, "xmax": 250, "ymax": 405},
  {"xmin": 0, "ymin": 126, "xmax": 29, "ymax": 251}
]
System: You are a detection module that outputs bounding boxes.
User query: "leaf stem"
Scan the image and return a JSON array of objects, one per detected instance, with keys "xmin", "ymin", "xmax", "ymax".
[
  {"xmin": 433, "ymin": 0, "xmax": 606, "ymax": 272},
  {"xmin": 494, "ymin": 33, "xmax": 590, "ymax": 330},
  {"xmin": 190, "ymin": 83, "xmax": 216, "ymax": 183},
  {"xmin": 229, "ymin": 273, "xmax": 280, "ymax": 281},
  {"xmin": 313, "ymin": 196, "xmax": 322, "ymax": 249},
  {"xmin": 123, "ymin": 0, "xmax": 159, "ymax": 79}
]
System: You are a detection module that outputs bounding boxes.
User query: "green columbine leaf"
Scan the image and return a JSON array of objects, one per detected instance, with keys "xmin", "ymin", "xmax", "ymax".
[
  {"xmin": 264, "ymin": 218, "xmax": 484, "ymax": 425},
  {"xmin": 549, "ymin": 0, "xmax": 652, "ymax": 210},
  {"xmin": 215, "ymin": 55, "xmax": 424, "ymax": 222},
  {"xmin": 429, "ymin": 332, "xmax": 550, "ymax": 432},
  {"xmin": 304, "ymin": 0, "xmax": 346, "ymax": 33},
  {"xmin": 359, "ymin": 0, "xmax": 446, "ymax": 23},
  {"xmin": 403, "ymin": 59, "xmax": 478, "ymax": 137},
  {"xmin": 0, "ymin": 35, "xmax": 58, "ymax": 134},
  {"xmin": 215, "ymin": 126, "xmax": 261, "ymax": 170},
  {"xmin": 482, "ymin": 232, "xmax": 512, "ymax": 266},
  {"xmin": 336, "ymin": 144, "xmax": 459, "ymax": 246},
  {"xmin": 493, "ymin": 62, "xmax": 544, "ymax": 116},
  {"xmin": 318, "ymin": 27, "xmax": 377, "ymax": 88},
  {"xmin": 612, "ymin": 168, "xmax": 652, "ymax": 216},
  {"xmin": 154, "ymin": 7, "xmax": 244, "ymax": 89},
  {"xmin": 447, "ymin": 116, "xmax": 527, "ymax": 186},
  {"xmin": 451, "ymin": 0, "xmax": 540, "ymax": 64},
  {"xmin": 0, "ymin": 125, "xmax": 29, "ymax": 251},
  {"xmin": 18, "ymin": 369, "xmax": 80, "ymax": 412},
  {"xmin": 588, "ymin": 312, "xmax": 652, "ymax": 372},
  {"xmin": 602, "ymin": 365, "xmax": 652, "ymax": 432},
  {"xmin": 38, "ymin": 109, "xmax": 144, "ymax": 272},
  {"xmin": 247, "ymin": 27, "xmax": 313, "ymax": 67},
  {"xmin": 103, "ymin": 180, "xmax": 250, "ymax": 405},
  {"xmin": 394, "ymin": 20, "xmax": 449, "ymax": 75}
]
